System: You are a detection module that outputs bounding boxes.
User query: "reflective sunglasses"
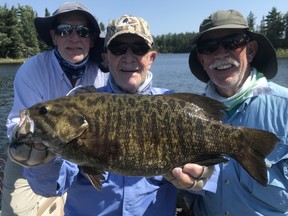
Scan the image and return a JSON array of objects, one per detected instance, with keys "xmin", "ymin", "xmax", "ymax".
[
  {"xmin": 197, "ymin": 33, "xmax": 250, "ymax": 55},
  {"xmin": 108, "ymin": 43, "xmax": 151, "ymax": 56},
  {"xmin": 55, "ymin": 24, "xmax": 91, "ymax": 38}
]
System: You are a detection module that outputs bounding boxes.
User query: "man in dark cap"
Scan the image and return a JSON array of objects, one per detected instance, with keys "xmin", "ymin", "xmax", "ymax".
[
  {"xmin": 182, "ymin": 9, "xmax": 288, "ymax": 215},
  {"xmin": 2, "ymin": 2, "xmax": 108, "ymax": 215}
]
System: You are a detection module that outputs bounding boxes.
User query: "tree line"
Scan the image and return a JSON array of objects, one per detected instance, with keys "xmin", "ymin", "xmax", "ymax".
[{"xmin": 0, "ymin": 4, "xmax": 287, "ymax": 59}]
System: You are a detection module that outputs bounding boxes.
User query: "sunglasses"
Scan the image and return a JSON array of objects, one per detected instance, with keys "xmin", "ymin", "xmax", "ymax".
[
  {"xmin": 55, "ymin": 24, "xmax": 91, "ymax": 38},
  {"xmin": 197, "ymin": 33, "xmax": 250, "ymax": 55},
  {"xmin": 108, "ymin": 43, "xmax": 151, "ymax": 56}
]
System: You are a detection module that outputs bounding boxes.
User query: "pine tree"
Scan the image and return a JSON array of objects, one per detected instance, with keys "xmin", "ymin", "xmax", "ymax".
[
  {"xmin": 247, "ymin": 12, "xmax": 256, "ymax": 32},
  {"xmin": 5, "ymin": 6, "xmax": 25, "ymax": 58},
  {"xmin": 18, "ymin": 4, "xmax": 40, "ymax": 57},
  {"xmin": 265, "ymin": 7, "xmax": 285, "ymax": 48},
  {"xmin": 0, "ymin": 4, "xmax": 12, "ymax": 58}
]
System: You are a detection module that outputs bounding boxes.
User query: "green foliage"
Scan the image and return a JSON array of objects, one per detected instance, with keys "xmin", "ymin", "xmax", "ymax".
[
  {"xmin": 5, "ymin": 6, "xmax": 24, "ymax": 58},
  {"xmin": 247, "ymin": 12, "xmax": 256, "ymax": 32},
  {"xmin": 0, "ymin": 4, "xmax": 287, "ymax": 58},
  {"xmin": 264, "ymin": 7, "xmax": 285, "ymax": 48},
  {"xmin": 153, "ymin": 32, "xmax": 197, "ymax": 53},
  {"xmin": 18, "ymin": 5, "xmax": 40, "ymax": 56},
  {"xmin": 275, "ymin": 48, "xmax": 288, "ymax": 58},
  {"xmin": 0, "ymin": 4, "xmax": 38, "ymax": 58}
]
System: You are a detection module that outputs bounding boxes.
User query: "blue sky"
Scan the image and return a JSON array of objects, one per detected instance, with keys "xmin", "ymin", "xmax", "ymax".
[{"xmin": 3, "ymin": 0, "xmax": 288, "ymax": 36}]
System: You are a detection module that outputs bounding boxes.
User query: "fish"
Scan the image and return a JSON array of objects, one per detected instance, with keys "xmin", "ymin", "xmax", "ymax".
[{"xmin": 8, "ymin": 91, "xmax": 279, "ymax": 190}]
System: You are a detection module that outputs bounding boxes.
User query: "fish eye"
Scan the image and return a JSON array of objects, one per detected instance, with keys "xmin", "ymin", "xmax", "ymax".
[{"xmin": 39, "ymin": 106, "xmax": 48, "ymax": 115}]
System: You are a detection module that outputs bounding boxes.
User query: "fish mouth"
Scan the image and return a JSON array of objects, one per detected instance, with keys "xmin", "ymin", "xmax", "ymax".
[{"xmin": 17, "ymin": 109, "xmax": 35, "ymax": 136}]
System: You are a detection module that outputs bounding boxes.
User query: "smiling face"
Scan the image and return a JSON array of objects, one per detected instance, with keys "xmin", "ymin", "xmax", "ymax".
[
  {"xmin": 50, "ymin": 12, "xmax": 95, "ymax": 64},
  {"xmin": 197, "ymin": 29, "xmax": 258, "ymax": 97},
  {"xmin": 102, "ymin": 34, "xmax": 157, "ymax": 93}
]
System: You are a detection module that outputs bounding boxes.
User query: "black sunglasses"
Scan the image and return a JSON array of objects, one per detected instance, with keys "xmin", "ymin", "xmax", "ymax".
[
  {"xmin": 55, "ymin": 24, "xmax": 91, "ymax": 38},
  {"xmin": 108, "ymin": 43, "xmax": 151, "ymax": 56},
  {"xmin": 197, "ymin": 33, "xmax": 250, "ymax": 55}
]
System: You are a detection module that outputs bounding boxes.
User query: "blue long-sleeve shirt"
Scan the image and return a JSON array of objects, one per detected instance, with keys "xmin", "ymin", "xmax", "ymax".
[
  {"xmin": 190, "ymin": 81, "xmax": 288, "ymax": 216},
  {"xmin": 22, "ymin": 75, "xmax": 178, "ymax": 216}
]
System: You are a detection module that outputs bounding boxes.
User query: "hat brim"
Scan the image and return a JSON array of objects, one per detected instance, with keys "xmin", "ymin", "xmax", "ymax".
[
  {"xmin": 189, "ymin": 31, "xmax": 277, "ymax": 83},
  {"xmin": 34, "ymin": 10, "xmax": 101, "ymax": 47}
]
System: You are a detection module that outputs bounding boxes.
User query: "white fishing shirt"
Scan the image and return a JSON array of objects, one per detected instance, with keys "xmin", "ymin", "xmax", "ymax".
[{"xmin": 6, "ymin": 51, "xmax": 109, "ymax": 139}]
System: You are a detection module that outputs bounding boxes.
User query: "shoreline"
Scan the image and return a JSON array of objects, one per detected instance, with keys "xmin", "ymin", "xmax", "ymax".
[
  {"xmin": 0, "ymin": 59, "xmax": 26, "ymax": 64},
  {"xmin": 1, "ymin": 50, "xmax": 288, "ymax": 64}
]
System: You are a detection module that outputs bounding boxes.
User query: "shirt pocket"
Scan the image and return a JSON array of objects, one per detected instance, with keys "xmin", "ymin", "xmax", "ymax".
[
  {"xmin": 251, "ymin": 159, "xmax": 288, "ymax": 212},
  {"xmin": 252, "ymin": 138, "xmax": 288, "ymax": 213},
  {"xmin": 145, "ymin": 176, "xmax": 167, "ymax": 187},
  {"xmin": 239, "ymin": 139, "xmax": 288, "ymax": 212}
]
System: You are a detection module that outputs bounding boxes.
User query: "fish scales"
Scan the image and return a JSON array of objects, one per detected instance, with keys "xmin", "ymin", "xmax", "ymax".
[{"xmin": 9, "ymin": 92, "xmax": 279, "ymax": 190}]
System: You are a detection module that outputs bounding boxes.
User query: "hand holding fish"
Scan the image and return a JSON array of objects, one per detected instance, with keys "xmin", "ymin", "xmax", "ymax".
[
  {"xmin": 163, "ymin": 164, "xmax": 214, "ymax": 190},
  {"xmin": 8, "ymin": 124, "xmax": 56, "ymax": 168}
]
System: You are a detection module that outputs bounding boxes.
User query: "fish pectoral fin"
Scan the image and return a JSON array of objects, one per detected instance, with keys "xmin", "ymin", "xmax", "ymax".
[
  {"xmin": 81, "ymin": 166, "xmax": 104, "ymax": 191},
  {"xmin": 64, "ymin": 116, "xmax": 89, "ymax": 143},
  {"xmin": 192, "ymin": 157, "xmax": 228, "ymax": 166}
]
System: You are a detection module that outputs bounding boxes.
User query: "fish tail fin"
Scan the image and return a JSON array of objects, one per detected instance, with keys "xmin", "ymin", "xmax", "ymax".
[{"xmin": 234, "ymin": 127, "xmax": 279, "ymax": 186}]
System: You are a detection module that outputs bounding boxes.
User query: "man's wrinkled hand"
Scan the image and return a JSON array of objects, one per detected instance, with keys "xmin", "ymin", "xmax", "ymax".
[
  {"xmin": 163, "ymin": 164, "xmax": 214, "ymax": 190},
  {"xmin": 8, "ymin": 142, "xmax": 56, "ymax": 168}
]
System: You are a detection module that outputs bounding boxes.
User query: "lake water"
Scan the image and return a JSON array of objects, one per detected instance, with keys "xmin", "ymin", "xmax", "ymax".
[{"xmin": 0, "ymin": 54, "xmax": 288, "ymax": 158}]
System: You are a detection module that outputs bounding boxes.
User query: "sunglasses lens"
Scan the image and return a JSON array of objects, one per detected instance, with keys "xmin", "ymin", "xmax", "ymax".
[
  {"xmin": 108, "ymin": 43, "xmax": 150, "ymax": 56},
  {"xmin": 197, "ymin": 41, "xmax": 218, "ymax": 55},
  {"xmin": 56, "ymin": 24, "xmax": 72, "ymax": 37},
  {"xmin": 108, "ymin": 44, "xmax": 128, "ymax": 55},
  {"xmin": 222, "ymin": 34, "xmax": 249, "ymax": 50},
  {"xmin": 197, "ymin": 33, "xmax": 249, "ymax": 55},
  {"xmin": 55, "ymin": 24, "xmax": 90, "ymax": 38},
  {"xmin": 76, "ymin": 26, "xmax": 90, "ymax": 38},
  {"xmin": 131, "ymin": 44, "xmax": 150, "ymax": 55}
]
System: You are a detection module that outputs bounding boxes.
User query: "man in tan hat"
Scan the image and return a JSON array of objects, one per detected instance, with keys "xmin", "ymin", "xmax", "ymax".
[
  {"xmin": 183, "ymin": 9, "xmax": 288, "ymax": 215},
  {"xmin": 3, "ymin": 2, "xmax": 108, "ymax": 215}
]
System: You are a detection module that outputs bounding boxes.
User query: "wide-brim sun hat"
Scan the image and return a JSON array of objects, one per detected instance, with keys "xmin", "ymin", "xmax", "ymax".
[
  {"xmin": 104, "ymin": 14, "xmax": 154, "ymax": 47},
  {"xmin": 34, "ymin": 2, "xmax": 101, "ymax": 47},
  {"xmin": 189, "ymin": 9, "xmax": 278, "ymax": 83}
]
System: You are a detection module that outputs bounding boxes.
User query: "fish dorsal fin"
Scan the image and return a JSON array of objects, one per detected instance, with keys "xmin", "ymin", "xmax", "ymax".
[
  {"xmin": 164, "ymin": 93, "xmax": 227, "ymax": 121},
  {"xmin": 82, "ymin": 166, "xmax": 105, "ymax": 191},
  {"xmin": 66, "ymin": 85, "xmax": 99, "ymax": 96}
]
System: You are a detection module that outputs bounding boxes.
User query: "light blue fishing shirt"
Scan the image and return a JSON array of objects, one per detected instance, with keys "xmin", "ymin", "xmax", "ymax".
[
  {"xmin": 189, "ymin": 71, "xmax": 288, "ymax": 216},
  {"xmin": 23, "ymin": 72, "xmax": 179, "ymax": 216}
]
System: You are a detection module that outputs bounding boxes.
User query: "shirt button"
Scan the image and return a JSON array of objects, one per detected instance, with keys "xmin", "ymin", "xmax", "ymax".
[
  {"xmin": 224, "ymin": 179, "xmax": 230, "ymax": 184},
  {"xmin": 224, "ymin": 210, "xmax": 230, "ymax": 215}
]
